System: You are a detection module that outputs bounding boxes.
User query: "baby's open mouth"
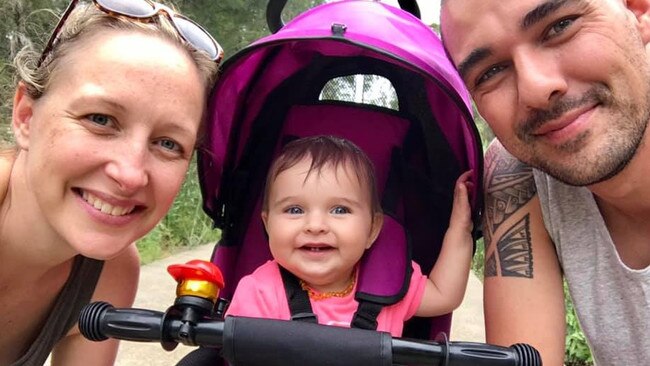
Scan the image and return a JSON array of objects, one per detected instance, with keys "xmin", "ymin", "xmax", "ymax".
[{"xmin": 301, "ymin": 244, "xmax": 334, "ymax": 252}]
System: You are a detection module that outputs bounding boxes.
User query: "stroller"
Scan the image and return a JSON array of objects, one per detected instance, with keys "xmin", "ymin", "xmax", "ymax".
[
  {"xmin": 198, "ymin": 0, "xmax": 483, "ymax": 348},
  {"xmin": 77, "ymin": 1, "xmax": 544, "ymax": 364}
]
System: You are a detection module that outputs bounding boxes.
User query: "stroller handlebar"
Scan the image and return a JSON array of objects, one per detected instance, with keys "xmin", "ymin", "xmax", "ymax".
[{"xmin": 79, "ymin": 301, "xmax": 541, "ymax": 366}]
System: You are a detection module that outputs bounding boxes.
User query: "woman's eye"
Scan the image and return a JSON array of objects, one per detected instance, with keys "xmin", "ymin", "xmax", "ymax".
[
  {"xmin": 545, "ymin": 17, "xmax": 576, "ymax": 40},
  {"xmin": 153, "ymin": 138, "xmax": 189, "ymax": 158},
  {"xmin": 331, "ymin": 206, "xmax": 350, "ymax": 215},
  {"xmin": 158, "ymin": 138, "xmax": 180, "ymax": 152},
  {"xmin": 87, "ymin": 114, "xmax": 113, "ymax": 126},
  {"xmin": 285, "ymin": 206, "xmax": 303, "ymax": 214}
]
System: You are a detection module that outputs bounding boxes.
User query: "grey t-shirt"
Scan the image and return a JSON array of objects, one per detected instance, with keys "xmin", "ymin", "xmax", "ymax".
[{"xmin": 534, "ymin": 170, "xmax": 650, "ymax": 366}]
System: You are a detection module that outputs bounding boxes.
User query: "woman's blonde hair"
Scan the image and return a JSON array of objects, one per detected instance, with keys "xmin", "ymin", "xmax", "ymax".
[{"xmin": 14, "ymin": 1, "xmax": 219, "ymax": 100}]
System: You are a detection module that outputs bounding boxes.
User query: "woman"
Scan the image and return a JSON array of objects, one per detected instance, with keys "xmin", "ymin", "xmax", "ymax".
[{"xmin": 1, "ymin": 0, "xmax": 221, "ymax": 364}]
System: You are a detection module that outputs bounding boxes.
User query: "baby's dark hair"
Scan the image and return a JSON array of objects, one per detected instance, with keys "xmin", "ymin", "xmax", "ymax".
[{"xmin": 262, "ymin": 135, "xmax": 382, "ymax": 217}]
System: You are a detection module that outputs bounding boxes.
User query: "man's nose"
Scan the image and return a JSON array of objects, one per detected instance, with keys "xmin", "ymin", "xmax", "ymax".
[{"xmin": 514, "ymin": 47, "xmax": 568, "ymax": 110}]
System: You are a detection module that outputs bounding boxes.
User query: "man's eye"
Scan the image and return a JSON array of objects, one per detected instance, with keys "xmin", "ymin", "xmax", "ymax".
[
  {"xmin": 475, "ymin": 64, "xmax": 507, "ymax": 86},
  {"xmin": 331, "ymin": 206, "xmax": 350, "ymax": 215},
  {"xmin": 87, "ymin": 114, "xmax": 113, "ymax": 126},
  {"xmin": 286, "ymin": 206, "xmax": 303, "ymax": 214},
  {"xmin": 545, "ymin": 17, "xmax": 576, "ymax": 40}
]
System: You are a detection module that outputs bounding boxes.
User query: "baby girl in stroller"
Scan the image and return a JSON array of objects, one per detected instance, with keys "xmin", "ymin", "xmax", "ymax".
[{"xmin": 225, "ymin": 135, "xmax": 473, "ymax": 337}]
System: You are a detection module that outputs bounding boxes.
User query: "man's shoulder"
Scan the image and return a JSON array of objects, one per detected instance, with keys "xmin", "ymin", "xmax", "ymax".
[
  {"xmin": 485, "ymin": 139, "xmax": 532, "ymax": 171},
  {"xmin": 483, "ymin": 139, "xmax": 537, "ymax": 188}
]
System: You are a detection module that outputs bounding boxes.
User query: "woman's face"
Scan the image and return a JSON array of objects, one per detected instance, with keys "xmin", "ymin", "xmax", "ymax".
[{"xmin": 13, "ymin": 30, "xmax": 206, "ymax": 259}]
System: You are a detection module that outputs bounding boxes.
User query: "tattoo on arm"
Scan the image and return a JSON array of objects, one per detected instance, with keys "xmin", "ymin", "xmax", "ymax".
[
  {"xmin": 484, "ymin": 214, "xmax": 535, "ymax": 278},
  {"xmin": 484, "ymin": 147, "xmax": 536, "ymax": 237},
  {"xmin": 497, "ymin": 214, "xmax": 533, "ymax": 278},
  {"xmin": 485, "ymin": 252, "xmax": 497, "ymax": 277},
  {"xmin": 483, "ymin": 144, "xmax": 536, "ymax": 278}
]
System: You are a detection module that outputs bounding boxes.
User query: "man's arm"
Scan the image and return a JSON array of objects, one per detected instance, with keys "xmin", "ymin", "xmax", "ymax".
[
  {"xmin": 50, "ymin": 244, "xmax": 140, "ymax": 366},
  {"xmin": 482, "ymin": 140, "xmax": 565, "ymax": 366}
]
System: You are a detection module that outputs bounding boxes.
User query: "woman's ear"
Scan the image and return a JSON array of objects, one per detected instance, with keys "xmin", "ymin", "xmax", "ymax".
[
  {"xmin": 627, "ymin": 0, "xmax": 650, "ymax": 43},
  {"xmin": 12, "ymin": 82, "xmax": 34, "ymax": 150},
  {"xmin": 366, "ymin": 213, "xmax": 384, "ymax": 249}
]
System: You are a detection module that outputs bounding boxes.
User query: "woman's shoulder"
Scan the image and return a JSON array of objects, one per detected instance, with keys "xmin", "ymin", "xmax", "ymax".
[{"xmin": 0, "ymin": 149, "xmax": 17, "ymax": 202}]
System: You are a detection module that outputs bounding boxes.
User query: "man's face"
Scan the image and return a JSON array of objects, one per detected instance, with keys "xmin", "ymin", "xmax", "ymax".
[{"xmin": 441, "ymin": 0, "xmax": 650, "ymax": 186}]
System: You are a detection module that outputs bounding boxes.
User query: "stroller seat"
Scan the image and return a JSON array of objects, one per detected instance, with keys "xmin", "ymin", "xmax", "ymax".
[{"xmin": 215, "ymin": 101, "xmax": 414, "ymax": 304}]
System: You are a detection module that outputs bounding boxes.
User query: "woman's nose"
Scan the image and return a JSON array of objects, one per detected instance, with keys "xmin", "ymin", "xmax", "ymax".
[{"xmin": 105, "ymin": 142, "xmax": 149, "ymax": 194}]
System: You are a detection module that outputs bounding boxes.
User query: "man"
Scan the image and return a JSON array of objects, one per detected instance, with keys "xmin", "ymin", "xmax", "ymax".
[{"xmin": 439, "ymin": 0, "xmax": 650, "ymax": 365}]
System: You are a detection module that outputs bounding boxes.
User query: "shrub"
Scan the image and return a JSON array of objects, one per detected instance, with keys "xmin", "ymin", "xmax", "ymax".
[
  {"xmin": 136, "ymin": 155, "xmax": 221, "ymax": 264},
  {"xmin": 564, "ymin": 283, "xmax": 594, "ymax": 365}
]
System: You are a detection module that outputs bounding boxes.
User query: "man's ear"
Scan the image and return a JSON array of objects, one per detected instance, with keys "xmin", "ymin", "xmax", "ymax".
[
  {"xmin": 12, "ymin": 82, "xmax": 34, "ymax": 150},
  {"xmin": 366, "ymin": 213, "xmax": 384, "ymax": 249},
  {"xmin": 627, "ymin": 0, "xmax": 650, "ymax": 43}
]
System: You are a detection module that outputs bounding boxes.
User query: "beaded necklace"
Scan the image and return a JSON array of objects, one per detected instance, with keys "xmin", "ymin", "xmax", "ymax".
[{"xmin": 299, "ymin": 274, "xmax": 356, "ymax": 301}]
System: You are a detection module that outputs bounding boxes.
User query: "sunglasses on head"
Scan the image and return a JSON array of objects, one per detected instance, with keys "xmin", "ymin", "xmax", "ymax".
[{"xmin": 39, "ymin": 0, "xmax": 224, "ymax": 66}]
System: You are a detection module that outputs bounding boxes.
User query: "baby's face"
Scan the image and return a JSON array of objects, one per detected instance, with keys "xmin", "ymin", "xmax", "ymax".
[{"xmin": 262, "ymin": 157, "xmax": 381, "ymax": 293}]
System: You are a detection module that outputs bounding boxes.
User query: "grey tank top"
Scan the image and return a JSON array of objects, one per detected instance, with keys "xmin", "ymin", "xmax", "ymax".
[
  {"xmin": 12, "ymin": 256, "xmax": 104, "ymax": 366},
  {"xmin": 533, "ymin": 170, "xmax": 650, "ymax": 366}
]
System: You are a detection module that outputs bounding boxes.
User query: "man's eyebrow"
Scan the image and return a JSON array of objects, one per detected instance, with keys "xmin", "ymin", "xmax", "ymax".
[
  {"xmin": 457, "ymin": 47, "xmax": 492, "ymax": 82},
  {"xmin": 521, "ymin": 0, "xmax": 570, "ymax": 30},
  {"xmin": 456, "ymin": 0, "xmax": 575, "ymax": 81}
]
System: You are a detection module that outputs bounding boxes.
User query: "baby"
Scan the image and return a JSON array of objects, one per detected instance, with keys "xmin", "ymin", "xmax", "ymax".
[{"xmin": 225, "ymin": 135, "xmax": 473, "ymax": 336}]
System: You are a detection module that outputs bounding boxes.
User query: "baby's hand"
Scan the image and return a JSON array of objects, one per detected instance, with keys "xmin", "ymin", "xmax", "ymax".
[{"xmin": 449, "ymin": 170, "xmax": 473, "ymax": 233}]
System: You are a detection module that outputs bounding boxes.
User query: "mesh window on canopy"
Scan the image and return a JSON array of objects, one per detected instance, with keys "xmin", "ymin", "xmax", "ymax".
[{"xmin": 319, "ymin": 74, "xmax": 399, "ymax": 110}]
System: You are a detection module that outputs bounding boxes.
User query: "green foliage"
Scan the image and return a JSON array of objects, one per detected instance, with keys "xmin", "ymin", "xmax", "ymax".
[
  {"xmin": 472, "ymin": 104, "xmax": 495, "ymax": 150},
  {"xmin": 470, "ymin": 237, "xmax": 485, "ymax": 280},
  {"xmin": 136, "ymin": 155, "xmax": 221, "ymax": 264},
  {"xmin": 0, "ymin": 0, "xmax": 67, "ymax": 133},
  {"xmin": 173, "ymin": 0, "xmax": 325, "ymax": 55},
  {"xmin": 564, "ymin": 283, "xmax": 594, "ymax": 365}
]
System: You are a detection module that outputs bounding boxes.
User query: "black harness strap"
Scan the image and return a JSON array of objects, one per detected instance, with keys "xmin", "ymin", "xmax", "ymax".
[
  {"xmin": 350, "ymin": 301, "xmax": 383, "ymax": 330},
  {"xmin": 280, "ymin": 265, "xmax": 383, "ymax": 330},
  {"xmin": 279, "ymin": 266, "xmax": 318, "ymax": 323}
]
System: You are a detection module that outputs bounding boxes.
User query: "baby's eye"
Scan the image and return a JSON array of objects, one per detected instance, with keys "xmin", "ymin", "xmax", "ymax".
[
  {"xmin": 86, "ymin": 114, "xmax": 114, "ymax": 127},
  {"xmin": 331, "ymin": 206, "xmax": 350, "ymax": 215},
  {"xmin": 285, "ymin": 206, "xmax": 303, "ymax": 215}
]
